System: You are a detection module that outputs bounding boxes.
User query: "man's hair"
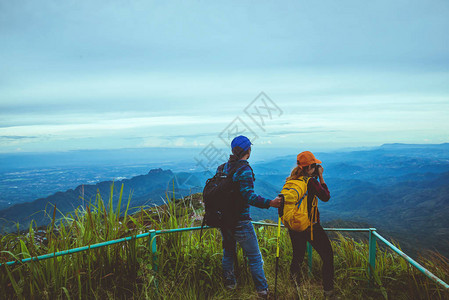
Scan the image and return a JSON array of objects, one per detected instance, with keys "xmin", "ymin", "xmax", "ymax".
[{"xmin": 229, "ymin": 146, "xmax": 251, "ymax": 162}]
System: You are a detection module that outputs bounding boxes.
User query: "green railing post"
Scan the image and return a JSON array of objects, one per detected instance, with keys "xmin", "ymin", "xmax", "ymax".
[
  {"xmin": 307, "ymin": 241, "xmax": 313, "ymax": 277},
  {"xmin": 368, "ymin": 228, "xmax": 377, "ymax": 285},
  {"xmin": 149, "ymin": 230, "xmax": 158, "ymax": 272}
]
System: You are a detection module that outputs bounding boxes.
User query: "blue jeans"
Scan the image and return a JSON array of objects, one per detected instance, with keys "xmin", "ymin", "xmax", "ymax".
[{"xmin": 220, "ymin": 220, "xmax": 268, "ymax": 292}]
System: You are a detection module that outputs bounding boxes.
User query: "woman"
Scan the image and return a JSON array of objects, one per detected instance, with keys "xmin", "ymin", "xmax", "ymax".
[{"xmin": 280, "ymin": 151, "xmax": 335, "ymax": 298}]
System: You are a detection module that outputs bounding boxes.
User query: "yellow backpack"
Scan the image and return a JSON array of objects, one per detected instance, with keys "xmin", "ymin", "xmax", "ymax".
[{"xmin": 280, "ymin": 176, "xmax": 319, "ymax": 240}]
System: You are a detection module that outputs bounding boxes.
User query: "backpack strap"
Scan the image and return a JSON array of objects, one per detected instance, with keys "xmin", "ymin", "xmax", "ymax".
[
  {"xmin": 300, "ymin": 176, "xmax": 318, "ymax": 241},
  {"xmin": 296, "ymin": 191, "xmax": 308, "ymax": 208},
  {"xmin": 310, "ymin": 196, "xmax": 318, "ymax": 241},
  {"xmin": 217, "ymin": 162, "xmax": 226, "ymax": 172}
]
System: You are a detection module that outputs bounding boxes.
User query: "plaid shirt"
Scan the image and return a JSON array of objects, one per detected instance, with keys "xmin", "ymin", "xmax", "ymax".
[{"xmin": 218, "ymin": 160, "xmax": 271, "ymax": 220}]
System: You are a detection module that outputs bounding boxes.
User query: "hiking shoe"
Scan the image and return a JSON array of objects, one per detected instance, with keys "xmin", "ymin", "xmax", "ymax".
[
  {"xmin": 224, "ymin": 279, "xmax": 237, "ymax": 290},
  {"xmin": 256, "ymin": 289, "xmax": 268, "ymax": 299}
]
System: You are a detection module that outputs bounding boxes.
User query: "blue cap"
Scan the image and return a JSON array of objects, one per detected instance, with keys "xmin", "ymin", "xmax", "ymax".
[{"xmin": 231, "ymin": 135, "xmax": 252, "ymax": 151}]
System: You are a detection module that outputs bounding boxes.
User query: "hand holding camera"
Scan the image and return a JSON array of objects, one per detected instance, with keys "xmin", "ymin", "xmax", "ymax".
[
  {"xmin": 313, "ymin": 165, "xmax": 324, "ymax": 178},
  {"xmin": 313, "ymin": 165, "xmax": 326, "ymax": 184}
]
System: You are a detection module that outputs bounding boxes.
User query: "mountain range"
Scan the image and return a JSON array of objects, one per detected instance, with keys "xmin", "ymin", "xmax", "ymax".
[
  {"xmin": 0, "ymin": 168, "xmax": 202, "ymax": 232},
  {"xmin": 1, "ymin": 143, "xmax": 449, "ymax": 258}
]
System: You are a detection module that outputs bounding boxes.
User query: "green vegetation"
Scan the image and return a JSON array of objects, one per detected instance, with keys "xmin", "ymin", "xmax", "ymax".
[{"xmin": 1, "ymin": 185, "xmax": 448, "ymax": 299}]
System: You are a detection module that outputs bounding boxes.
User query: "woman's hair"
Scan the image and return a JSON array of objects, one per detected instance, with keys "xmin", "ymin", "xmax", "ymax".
[{"xmin": 286, "ymin": 165, "xmax": 308, "ymax": 181}]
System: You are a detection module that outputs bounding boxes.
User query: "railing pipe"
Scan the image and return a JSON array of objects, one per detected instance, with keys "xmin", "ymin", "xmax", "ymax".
[
  {"xmin": 0, "ymin": 226, "xmax": 209, "ymax": 267},
  {"xmin": 373, "ymin": 231, "xmax": 449, "ymax": 290},
  {"xmin": 323, "ymin": 228, "xmax": 371, "ymax": 232},
  {"xmin": 1, "ymin": 231, "xmax": 153, "ymax": 266},
  {"xmin": 252, "ymin": 222, "xmax": 371, "ymax": 232}
]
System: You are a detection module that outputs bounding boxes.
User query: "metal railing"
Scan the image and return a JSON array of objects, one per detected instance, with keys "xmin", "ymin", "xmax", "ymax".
[
  {"xmin": 1, "ymin": 222, "xmax": 448, "ymax": 291},
  {"xmin": 252, "ymin": 222, "xmax": 449, "ymax": 290}
]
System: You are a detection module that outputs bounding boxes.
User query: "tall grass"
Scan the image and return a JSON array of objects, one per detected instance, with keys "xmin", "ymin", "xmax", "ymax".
[{"xmin": 0, "ymin": 187, "xmax": 448, "ymax": 299}]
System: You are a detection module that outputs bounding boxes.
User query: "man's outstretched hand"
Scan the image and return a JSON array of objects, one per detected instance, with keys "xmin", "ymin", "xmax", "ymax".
[{"xmin": 270, "ymin": 196, "xmax": 282, "ymax": 208}]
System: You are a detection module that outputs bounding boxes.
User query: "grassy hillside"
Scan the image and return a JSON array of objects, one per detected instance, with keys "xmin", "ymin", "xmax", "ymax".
[{"xmin": 1, "ymin": 190, "xmax": 448, "ymax": 299}]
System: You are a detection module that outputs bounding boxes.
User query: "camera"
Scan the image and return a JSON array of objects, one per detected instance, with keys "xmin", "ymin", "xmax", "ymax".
[{"xmin": 312, "ymin": 165, "xmax": 322, "ymax": 177}]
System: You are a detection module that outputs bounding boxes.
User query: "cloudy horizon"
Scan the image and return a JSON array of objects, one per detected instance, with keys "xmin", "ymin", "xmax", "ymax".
[{"xmin": 1, "ymin": 0, "xmax": 448, "ymax": 154}]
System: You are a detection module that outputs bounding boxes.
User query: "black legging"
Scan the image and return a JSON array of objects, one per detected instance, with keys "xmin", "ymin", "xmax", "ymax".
[{"xmin": 288, "ymin": 224, "xmax": 334, "ymax": 291}]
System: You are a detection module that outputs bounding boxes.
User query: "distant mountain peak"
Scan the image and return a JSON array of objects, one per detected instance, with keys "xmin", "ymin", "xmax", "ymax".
[{"xmin": 148, "ymin": 168, "xmax": 170, "ymax": 175}]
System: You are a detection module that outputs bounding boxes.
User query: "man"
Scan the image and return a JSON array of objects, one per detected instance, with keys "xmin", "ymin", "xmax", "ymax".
[{"xmin": 218, "ymin": 135, "xmax": 281, "ymax": 298}]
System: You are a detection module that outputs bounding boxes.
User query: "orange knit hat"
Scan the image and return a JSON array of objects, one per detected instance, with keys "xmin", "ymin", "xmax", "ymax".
[{"xmin": 296, "ymin": 151, "xmax": 322, "ymax": 168}]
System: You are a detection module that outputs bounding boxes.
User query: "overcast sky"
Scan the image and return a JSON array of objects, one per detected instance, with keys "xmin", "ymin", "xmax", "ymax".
[{"xmin": 1, "ymin": 0, "xmax": 448, "ymax": 153}]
